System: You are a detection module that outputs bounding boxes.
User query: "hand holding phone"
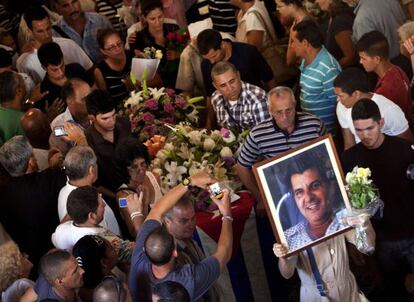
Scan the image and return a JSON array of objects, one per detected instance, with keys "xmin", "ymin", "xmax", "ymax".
[
  {"xmin": 209, "ymin": 182, "xmax": 223, "ymax": 199},
  {"xmin": 53, "ymin": 126, "xmax": 67, "ymax": 137}
]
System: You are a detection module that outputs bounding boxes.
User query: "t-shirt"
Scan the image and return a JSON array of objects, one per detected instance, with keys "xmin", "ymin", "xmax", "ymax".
[
  {"xmin": 323, "ymin": 9, "xmax": 354, "ymax": 62},
  {"xmin": 341, "ymin": 136, "xmax": 414, "ymax": 241},
  {"xmin": 299, "ymin": 46, "xmax": 341, "ymax": 134},
  {"xmin": 38, "ymin": 63, "xmax": 92, "ymax": 111},
  {"xmin": 16, "ymin": 37, "xmax": 93, "ymax": 84},
  {"xmin": 201, "ymin": 42, "xmax": 273, "ymax": 95},
  {"xmin": 336, "ymin": 93, "xmax": 409, "ymax": 143},
  {"xmin": 58, "ymin": 182, "xmax": 121, "ymax": 236},
  {"xmin": 51, "ymin": 220, "xmax": 104, "ymax": 252},
  {"xmin": 0, "ymin": 107, "xmax": 24, "ymax": 146},
  {"xmin": 128, "ymin": 220, "xmax": 221, "ymax": 302},
  {"xmin": 375, "ymin": 65, "xmax": 413, "ymax": 128}
]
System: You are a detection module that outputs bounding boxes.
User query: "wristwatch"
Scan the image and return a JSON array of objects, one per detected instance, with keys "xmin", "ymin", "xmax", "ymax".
[{"xmin": 182, "ymin": 178, "xmax": 193, "ymax": 190}]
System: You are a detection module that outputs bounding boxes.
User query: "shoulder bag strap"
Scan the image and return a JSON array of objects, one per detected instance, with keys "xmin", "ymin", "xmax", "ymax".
[{"xmin": 306, "ymin": 248, "xmax": 328, "ymax": 298}]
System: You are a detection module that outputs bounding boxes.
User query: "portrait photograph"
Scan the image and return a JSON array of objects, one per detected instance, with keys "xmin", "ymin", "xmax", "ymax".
[{"xmin": 253, "ymin": 136, "xmax": 352, "ymax": 256}]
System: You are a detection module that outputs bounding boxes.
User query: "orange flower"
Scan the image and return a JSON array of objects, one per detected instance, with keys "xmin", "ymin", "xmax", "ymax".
[{"xmin": 145, "ymin": 135, "xmax": 166, "ymax": 157}]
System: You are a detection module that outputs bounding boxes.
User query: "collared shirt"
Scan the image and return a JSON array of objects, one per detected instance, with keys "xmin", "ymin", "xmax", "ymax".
[
  {"xmin": 211, "ymin": 81, "xmax": 269, "ymax": 132},
  {"xmin": 284, "ymin": 211, "xmax": 347, "ymax": 251},
  {"xmin": 237, "ymin": 112, "xmax": 326, "ymax": 168},
  {"xmin": 50, "ymin": 107, "xmax": 91, "ymax": 131},
  {"xmin": 85, "ymin": 116, "xmax": 130, "ymax": 191},
  {"xmin": 299, "ymin": 46, "xmax": 340, "ymax": 134},
  {"xmin": 54, "ymin": 12, "xmax": 112, "ymax": 63}
]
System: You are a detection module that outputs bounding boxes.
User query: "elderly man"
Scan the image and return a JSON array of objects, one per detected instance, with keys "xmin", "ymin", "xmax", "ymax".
[
  {"xmin": 127, "ymin": 170, "xmax": 233, "ymax": 301},
  {"xmin": 164, "ymin": 198, "xmax": 222, "ymax": 301},
  {"xmin": 0, "ymin": 136, "xmax": 66, "ymax": 274},
  {"xmin": 291, "ymin": 19, "xmax": 341, "ymax": 135},
  {"xmin": 51, "ymin": 78, "xmax": 92, "ymax": 131},
  {"xmin": 51, "ymin": 0, "xmax": 112, "ymax": 63},
  {"xmin": 17, "ymin": 6, "xmax": 93, "ymax": 84},
  {"xmin": 58, "ymin": 146, "xmax": 121, "ymax": 235},
  {"xmin": 210, "ymin": 61, "xmax": 270, "ymax": 132},
  {"xmin": 342, "ymin": 99, "xmax": 414, "ymax": 300},
  {"xmin": 236, "ymin": 86, "xmax": 326, "ymax": 204}
]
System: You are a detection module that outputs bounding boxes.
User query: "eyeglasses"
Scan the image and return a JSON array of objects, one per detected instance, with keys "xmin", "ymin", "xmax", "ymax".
[
  {"xmin": 102, "ymin": 275, "xmax": 123, "ymax": 302},
  {"xmin": 104, "ymin": 41, "xmax": 124, "ymax": 52}
]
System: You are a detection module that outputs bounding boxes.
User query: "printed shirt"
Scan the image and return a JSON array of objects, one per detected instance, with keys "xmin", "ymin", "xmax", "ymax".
[{"xmin": 211, "ymin": 81, "xmax": 270, "ymax": 131}]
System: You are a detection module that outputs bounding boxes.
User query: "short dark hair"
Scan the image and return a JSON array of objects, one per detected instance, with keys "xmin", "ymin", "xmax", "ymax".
[
  {"xmin": 356, "ymin": 30, "xmax": 389, "ymax": 59},
  {"xmin": 73, "ymin": 235, "xmax": 108, "ymax": 288},
  {"xmin": 197, "ymin": 29, "xmax": 222, "ymax": 56},
  {"xmin": 0, "ymin": 48, "xmax": 12, "ymax": 68},
  {"xmin": 351, "ymin": 98, "xmax": 381, "ymax": 122},
  {"xmin": 67, "ymin": 186, "xmax": 99, "ymax": 224},
  {"xmin": 153, "ymin": 281, "xmax": 190, "ymax": 302},
  {"xmin": 24, "ymin": 6, "xmax": 49, "ymax": 30},
  {"xmin": 293, "ymin": 19, "xmax": 323, "ymax": 48},
  {"xmin": 115, "ymin": 135, "xmax": 150, "ymax": 184},
  {"xmin": 0, "ymin": 71, "xmax": 22, "ymax": 104},
  {"xmin": 86, "ymin": 89, "xmax": 115, "ymax": 116},
  {"xmin": 39, "ymin": 249, "xmax": 72, "ymax": 285},
  {"xmin": 145, "ymin": 226, "xmax": 175, "ymax": 266},
  {"xmin": 140, "ymin": 0, "xmax": 163, "ymax": 17},
  {"xmin": 278, "ymin": 0, "xmax": 303, "ymax": 7},
  {"xmin": 97, "ymin": 28, "xmax": 119, "ymax": 49},
  {"xmin": 38, "ymin": 42, "xmax": 63, "ymax": 67},
  {"xmin": 333, "ymin": 68, "xmax": 369, "ymax": 94}
]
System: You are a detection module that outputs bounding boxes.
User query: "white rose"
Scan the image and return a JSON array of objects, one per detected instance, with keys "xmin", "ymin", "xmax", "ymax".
[
  {"xmin": 203, "ymin": 138, "xmax": 216, "ymax": 151},
  {"xmin": 152, "ymin": 158, "xmax": 161, "ymax": 168},
  {"xmin": 155, "ymin": 49, "xmax": 163, "ymax": 59},
  {"xmin": 152, "ymin": 168, "xmax": 163, "ymax": 176},
  {"xmin": 164, "ymin": 142, "xmax": 175, "ymax": 151},
  {"xmin": 156, "ymin": 149, "xmax": 169, "ymax": 163},
  {"xmin": 220, "ymin": 147, "xmax": 233, "ymax": 158}
]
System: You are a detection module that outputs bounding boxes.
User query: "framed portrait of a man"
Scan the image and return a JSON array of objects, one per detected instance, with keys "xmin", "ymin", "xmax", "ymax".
[{"xmin": 253, "ymin": 135, "xmax": 352, "ymax": 256}]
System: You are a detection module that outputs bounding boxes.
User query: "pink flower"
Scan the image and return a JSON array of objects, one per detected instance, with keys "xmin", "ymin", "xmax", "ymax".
[
  {"xmin": 220, "ymin": 128, "xmax": 231, "ymax": 138},
  {"xmin": 175, "ymin": 97, "xmax": 187, "ymax": 108},
  {"xmin": 143, "ymin": 125, "xmax": 157, "ymax": 137},
  {"xmin": 162, "ymin": 117, "xmax": 174, "ymax": 124},
  {"xmin": 144, "ymin": 99, "xmax": 158, "ymax": 110},
  {"xmin": 166, "ymin": 88, "xmax": 175, "ymax": 97},
  {"xmin": 164, "ymin": 103, "xmax": 175, "ymax": 113},
  {"xmin": 130, "ymin": 119, "xmax": 138, "ymax": 130},
  {"xmin": 141, "ymin": 112, "xmax": 155, "ymax": 122}
]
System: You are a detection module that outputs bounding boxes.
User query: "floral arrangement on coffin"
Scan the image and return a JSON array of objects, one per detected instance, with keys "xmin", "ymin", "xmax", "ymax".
[
  {"xmin": 151, "ymin": 124, "xmax": 243, "ymax": 211},
  {"xmin": 345, "ymin": 166, "xmax": 383, "ymax": 253},
  {"xmin": 121, "ymin": 68, "xmax": 204, "ymax": 142}
]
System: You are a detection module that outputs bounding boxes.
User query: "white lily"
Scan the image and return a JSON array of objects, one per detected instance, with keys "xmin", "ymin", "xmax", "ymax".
[
  {"xmin": 164, "ymin": 161, "xmax": 187, "ymax": 185},
  {"xmin": 148, "ymin": 87, "xmax": 165, "ymax": 101},
  {"xmin": 124, "ymin": 90, "xmax": 144, "ymax": 108}
]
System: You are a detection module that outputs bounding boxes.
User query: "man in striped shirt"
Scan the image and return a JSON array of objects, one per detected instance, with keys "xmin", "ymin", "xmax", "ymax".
[
  {"xmin": 210, "ymin": 61, "xmax": 270, "ymax": 132},
  {"xmin": 236, "ymin": 86, "xmax": 326, "ymax": 207},
  {"xmin": 291, "ymin": 19, "xmax": 341, "ymax": 135}
]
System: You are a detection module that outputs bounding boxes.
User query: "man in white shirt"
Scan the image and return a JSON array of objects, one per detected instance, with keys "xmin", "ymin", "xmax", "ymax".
[
  {"xmin": 58, "ymin": 146, "xmax": 121, "ymax": 236},
  {"xmin": 17, "ymin": 6, "xmax": 93, "ymax": 84},
  {"xmin": 333, "ymin": 67, "xmax": 414, "ymax": 150}
]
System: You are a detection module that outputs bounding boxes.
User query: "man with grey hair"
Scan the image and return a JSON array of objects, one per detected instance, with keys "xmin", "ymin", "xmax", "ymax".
[
  {"xmin": 209, "ymin": 61, "xmax": 270, "ymax": 132},
  {"xmin": 236, "ymin": 86, "xmax": 326, "ymax": 203},
  {"xmin": 58, "ymin": 145, "xmax": 121, "ymax": 235},
  {"xmin": 0, "ymin": 135, "xmax": 66, "ymax": 274},
  {"xmin": 164, "ymin": 197, "xmax": 223, "ymax": 301}
]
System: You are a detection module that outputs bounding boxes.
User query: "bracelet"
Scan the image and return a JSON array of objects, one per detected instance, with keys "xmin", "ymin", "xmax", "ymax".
[
  {"xmin": 130, "ymin": 211, "xmax": 144, "ymax": 220},
  {"xmin": 221, "ymin": 215, "xmax": 233, "ymax": 222}
]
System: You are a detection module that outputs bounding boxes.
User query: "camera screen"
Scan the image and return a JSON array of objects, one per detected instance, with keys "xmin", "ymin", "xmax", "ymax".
[
  {"xmin": 53, "ymin": 126, "xmax": 66, "ymax": 137},
  {"xmin": 118, "ymin": 198, "xmax": 128, "ymax": 208}
]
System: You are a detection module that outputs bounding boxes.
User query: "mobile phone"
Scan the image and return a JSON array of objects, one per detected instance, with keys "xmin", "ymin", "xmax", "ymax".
[
  {"xmin": 209, "ymin": 182, "xmax": 223, "ymax": 199},
  {"xmin": 53, "ymin": 126, "xmax": 67, "ymax": 137},
  {"xmin": 119, "ymin": 197, "xmax": 128, "ymax": 208}
]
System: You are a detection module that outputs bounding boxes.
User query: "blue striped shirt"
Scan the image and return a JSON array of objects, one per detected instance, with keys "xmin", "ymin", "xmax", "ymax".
[
  {"xmin": 237, "ymin": 112, "xmax": 326, "ymax": 168},
  {"xmin": 299, "ymin": 47, "xmax": 341, "ymax": 134}
]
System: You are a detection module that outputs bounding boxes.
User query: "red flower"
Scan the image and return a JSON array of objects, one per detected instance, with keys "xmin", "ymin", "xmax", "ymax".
[{"xmin": 166, "ymin": 32, "xmax": 176, "ymax": 41}]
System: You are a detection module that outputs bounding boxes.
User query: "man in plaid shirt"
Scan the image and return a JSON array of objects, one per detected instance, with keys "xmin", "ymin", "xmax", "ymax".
[{"xmin": 211, "ymin": 61, "xmax": 270, "ymax": 132}]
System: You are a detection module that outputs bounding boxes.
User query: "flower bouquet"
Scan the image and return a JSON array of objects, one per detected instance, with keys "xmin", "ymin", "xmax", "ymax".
[
  {"xmin": 120, "ymin": 71, "xmax": 204, "ymax": 141},
  {"xmin": 345, "ymin": 166, "xmax": 384, "ymax": 253},
  {"xmin": 131, "ymin": 47, "xmax": 163, "ymax": 81},
  {"xmin": 151, "ymin": 124, "xmax": 243, "ymax": 211},
  {"xmin": 163, "ymin": 29, "xmax": 189, "ymax": 76}
]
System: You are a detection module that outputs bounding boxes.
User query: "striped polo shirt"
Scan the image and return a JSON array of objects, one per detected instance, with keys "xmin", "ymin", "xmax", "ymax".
[
  {"xmin": 237, "ymin": 112, "xmax": 326, "ymax": 168},
  {"xmin": 95, "ymin": 0, "xmax": 127, "ymax": 38},
  {"xmin": 208, "ymin": 0, "xmax": 237, "ymax": 35},
  {"xmin": 299, "ymin": 46, "xmax": 341, "ymax": 134}
]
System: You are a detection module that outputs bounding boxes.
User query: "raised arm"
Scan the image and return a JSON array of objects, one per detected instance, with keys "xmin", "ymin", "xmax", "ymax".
[{"xmin": 209, "ymin": 189, "xmax": 233, "ymax": 271}]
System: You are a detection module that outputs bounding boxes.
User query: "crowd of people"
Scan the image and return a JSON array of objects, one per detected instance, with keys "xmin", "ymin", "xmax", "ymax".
[{"xmin": 1, "ymin": 0, "xmax": 414, "ymax": 301}]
